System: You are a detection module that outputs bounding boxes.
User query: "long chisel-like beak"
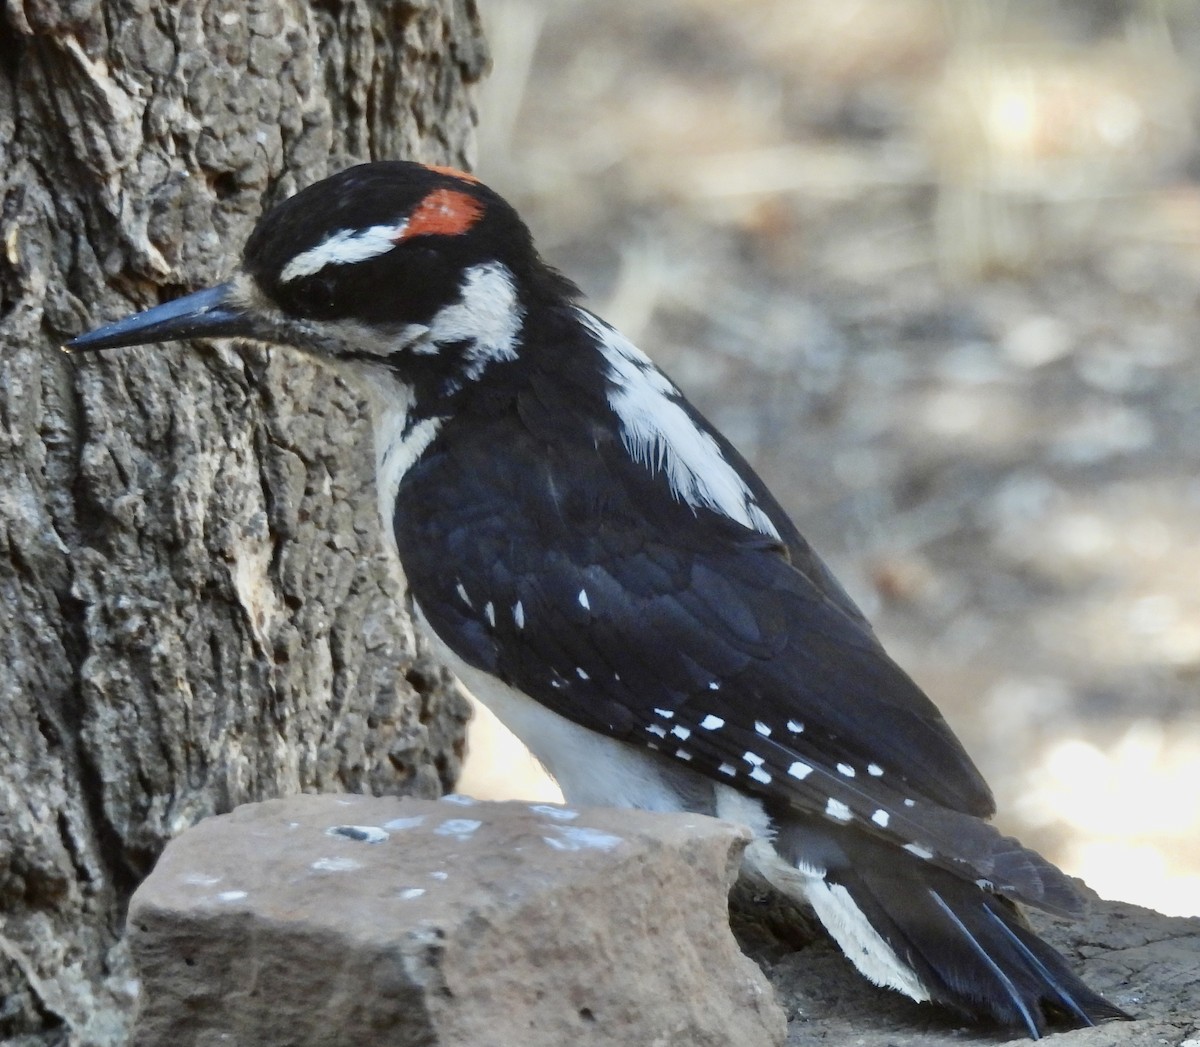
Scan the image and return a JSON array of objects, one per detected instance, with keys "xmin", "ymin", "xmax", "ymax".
[{"xmin": 65, "ymin": 282, "xmax": 256, "ymax": 352}]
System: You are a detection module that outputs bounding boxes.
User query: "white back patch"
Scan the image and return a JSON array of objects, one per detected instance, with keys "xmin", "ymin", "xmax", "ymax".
[
  {"xmin": 581, "ymin": 311, "xmax": 780, "ymax": 540},
  {"xmin": 280, "ymin": 221, "xmax": 409, "ymax": 283},
  {"xmin": 428, "ymin": 262, "xmax": 523, "ymax": 378}
]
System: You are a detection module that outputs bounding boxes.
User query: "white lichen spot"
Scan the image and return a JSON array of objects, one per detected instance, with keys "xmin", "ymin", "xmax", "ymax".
[
  {"xmin": 837, "ymin": 763, "xmax": 856, "ymax": 778},
  {"xmin": 383, "ymin": 815, "xmax": 427, "ymax": 831},
  {"xmin": 787, "ymin": 720, "xmax": 804, "ymax": 734},
  {"xmin": 867, "ymin": 763, "xmax": 884, "ymax": 777},
  {"xmin": 754, "ymin": 721, "xmax": 772, "ymax": 737},
  {"xmin": 441, "ymin": 794, "xmax": 478, "ymax": 806},
  {"xmin": 399, "ymin": 888, "xmax": 426, "ymax": 900},
  {"xmin": 182, "ymin": 872, "xmax": 223, "ymax": 887},
  {"xmin": 871, "ymin": 809, "xmax": 890, "ymax": 828},
  {"xmin": 904, "ymin": 843, "xmax": 934, "ymax": 860},
  {"xmin": 749, "ymin": 766, "xmax": 772, "ymax": 785},
  {"xmin": 435, "ymin": 819, "xmax": 483, "ymax": 837},
  {"xmin": 530, "ymin": 804, "xmax": 580, "ymax": 821},
  {"xmin": 311, "ymin": 857, "xmax": 362, "ymax": 872},
  {"xmin": 903, "ymin": 798, "xmax": 916, "ymax": 807},
  {"xmin": 788, "ymin": 760, "xmax": 813, "ymax": 780},
  {"xmin": 544, "ymin": 826, "xmax": 623, "ymax": 852},
  {"xmin": 430, "ymin": 870, "xmax": 450, "ymax": 881},
  {"xmin": 825, "ymin": 798, "xmax": 853, "ymax": 822},
  {"xmin": 699, "ymin": 714, "xmax": 725, "ymax": 730},
  {"xmin": 216, "ymin": 890, "xmax": 247, "ymax": 903}
]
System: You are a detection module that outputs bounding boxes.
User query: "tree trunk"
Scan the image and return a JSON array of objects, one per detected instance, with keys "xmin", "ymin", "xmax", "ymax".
[{"xmin": 0, "ymin": 2, "xmax": 485, "ymax": 1042}]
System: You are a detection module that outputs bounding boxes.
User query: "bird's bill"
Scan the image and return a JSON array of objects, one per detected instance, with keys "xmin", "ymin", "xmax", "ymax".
[{"xmin": 65, "ymin": 281, "xmax": 256, "ymax": 353}]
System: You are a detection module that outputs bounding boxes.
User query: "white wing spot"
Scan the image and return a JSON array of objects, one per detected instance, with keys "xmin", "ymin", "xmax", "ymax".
[
  {"xmin": 483, "ymin": 601, "xmax": 495, "ymax": 627},
  {"xmin": 904, "ymin": 843, "xmax": 934, "ymax": 860},
  {"xmin": 670, "ymin": 725, "xmax": 691, "ymax": 741},
  {"xmin": 754, "ymin": 721, "xmax": 772, "ymax": 737},
  {"xmin": 718, "ymin": 762, "xmax": 737, "ymax": 776},
  {"xmin": 646, "ymin": 724, "xmax": 667, "ymax": 739},
  {"xmin": 512, "ymin": 601, "xmax": 525, "ymax": 629},
  {"xmin": 825, "ymin": 798, "xmax": 853, "ymax": 822},
  {"xmin": 867, "ymin": 763, "xmax": 884, "ymax": 777},
  {"xmin": 654, "ymin": 708, "xmax": 674, "ymax": 719},
  {"xmin": 749, "ymin": 766, "xmax": 772, "ymax": 785},
  {"xmin": 742, "ymin": 751, "xmax": 765, "ymax": 767},
  {"xmin": 675, "ymin": 749, "xmax": 692, "ymax": 761},
  {"xmin": 699, "ymin": 714, "xmax": 724, "ymax": 730},
  {"xmin": 903, "ymin": 798, "xmax": 916, "ymax": 807},
  {"xmin": 708, "ymin": 681, "xmax": 721, "ymax": 691},
  {"xmin": 837, "ymin": 763, "xmax": 856, "ymax": 778},
  {"xmin": 455, "ymin": 582, "xmax": 472, "ymax": 608},
  {"xmin": 578, "ymin": 588, "xmax": 591, "ymax": 610},
  {"xmin": 871, "ymin": 809, "xmax": 890, "ymax": 828},
  {"xmin": 787, "ymin": 720, "xmax": 804, "ymax": 734},
  {"xmin": 788, "ymin": 761, "xmax": 813, "ymax": 780},
  {"xmin": 576, "ymin": 666, "xmax": 590, "ymax": 680}
]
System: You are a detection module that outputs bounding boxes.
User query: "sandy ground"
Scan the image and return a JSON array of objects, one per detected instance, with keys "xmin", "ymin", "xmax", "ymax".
[{"xmin": 457, "ymin": 0, "xmax": 1200, "ymax": 918}]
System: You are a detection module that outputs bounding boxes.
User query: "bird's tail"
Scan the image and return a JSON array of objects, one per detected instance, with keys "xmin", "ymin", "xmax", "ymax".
[{"xmin": 766, "ymin": 817, "xmax": 1130, "ymax": 1038}]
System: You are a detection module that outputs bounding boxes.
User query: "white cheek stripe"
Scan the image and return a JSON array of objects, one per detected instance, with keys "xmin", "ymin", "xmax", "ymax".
[
  {"xmin": 581, "ymin": 311, "xmax": 780, "ymax": 541},
  {"xmin": 429, "ymin": 262, "xmax": 523, "ymax": 378},
  {"xmin": 280, "ymin": 221, "xmax": 408, "ymax": 283}
]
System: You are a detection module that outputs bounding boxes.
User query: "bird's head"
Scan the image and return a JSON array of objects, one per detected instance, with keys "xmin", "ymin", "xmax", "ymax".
[{"xmin": 67, "ymin": 161, "xmax": 576, "ymax": 379}]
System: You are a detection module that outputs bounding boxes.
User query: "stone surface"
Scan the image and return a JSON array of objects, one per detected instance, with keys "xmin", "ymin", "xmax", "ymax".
[{"xmin": 127, "ymin": 794, "xmax": 786, "ymax": 1047}]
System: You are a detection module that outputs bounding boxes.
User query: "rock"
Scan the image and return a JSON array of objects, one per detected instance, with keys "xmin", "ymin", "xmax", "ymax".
[{"xmin": 127, "ymin": 794, "xmax": 785, "ymax": 1047}]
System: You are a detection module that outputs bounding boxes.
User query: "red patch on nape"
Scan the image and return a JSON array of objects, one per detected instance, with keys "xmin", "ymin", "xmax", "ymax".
[
  {"xmin": 422, "ymin": 164, "xmax": 482, "ymax": 185},
  {"xmin": 397, "ymin": 188, "xmax": 485, "ymax": 242}
]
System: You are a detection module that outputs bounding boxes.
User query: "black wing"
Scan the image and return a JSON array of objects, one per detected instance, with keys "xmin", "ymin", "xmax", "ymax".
[{"xmin": 393, "ymin": 381, "xmax": 1078, "ymax": 912}]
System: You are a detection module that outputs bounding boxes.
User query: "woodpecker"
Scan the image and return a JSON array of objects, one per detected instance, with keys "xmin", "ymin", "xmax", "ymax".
[{"xmin": 68, "ymin": 160, "xmax": 1128, "ymax": 1037}]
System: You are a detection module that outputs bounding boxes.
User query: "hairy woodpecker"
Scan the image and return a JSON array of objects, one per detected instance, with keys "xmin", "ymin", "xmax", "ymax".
[{"xmin": 68, "ymin": 161, "xmax": 1128, "ymax": 1037}]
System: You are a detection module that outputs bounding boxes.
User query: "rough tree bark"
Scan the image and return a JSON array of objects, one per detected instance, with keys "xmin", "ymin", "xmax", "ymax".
[{"xmin": 0, "ymin": 2, "xmax": 485, "ymax": 1042}]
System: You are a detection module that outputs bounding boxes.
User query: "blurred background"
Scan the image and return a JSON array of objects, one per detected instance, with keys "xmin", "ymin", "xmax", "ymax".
[{"xmin": 456, "ymin": 0, "xmax": 1200, "ymax": 918}]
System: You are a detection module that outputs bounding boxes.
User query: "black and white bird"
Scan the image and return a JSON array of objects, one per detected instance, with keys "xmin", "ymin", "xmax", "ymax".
[{"xmin": 69, "ymin": 161, "xmax": 1127, "ymax": 1037}]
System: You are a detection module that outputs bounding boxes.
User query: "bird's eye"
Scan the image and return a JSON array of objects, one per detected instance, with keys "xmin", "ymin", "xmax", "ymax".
[{"xmin": 292, "ymin": 273, "xmax": 339, "ymax": 318}]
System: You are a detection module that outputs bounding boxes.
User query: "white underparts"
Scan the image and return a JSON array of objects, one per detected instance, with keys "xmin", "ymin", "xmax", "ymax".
[
  {"xmin": 412, "ymin": 601, "xmax": 693, "ymax": 812},
  {"xmin": 580, "ymin": 310, "xmax": 781, "ymax": 541}
]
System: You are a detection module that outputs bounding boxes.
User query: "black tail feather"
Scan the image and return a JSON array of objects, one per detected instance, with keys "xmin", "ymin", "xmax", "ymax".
[{"xmin": 774, "ymin": 818, "xmax": 1130, "ymax": 1038}]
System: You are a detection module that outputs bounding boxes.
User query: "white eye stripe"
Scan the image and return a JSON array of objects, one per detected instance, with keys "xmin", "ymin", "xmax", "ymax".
[{"xmin": 280, "ymin": 221, "xmax": 408, "ymax": 283}]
